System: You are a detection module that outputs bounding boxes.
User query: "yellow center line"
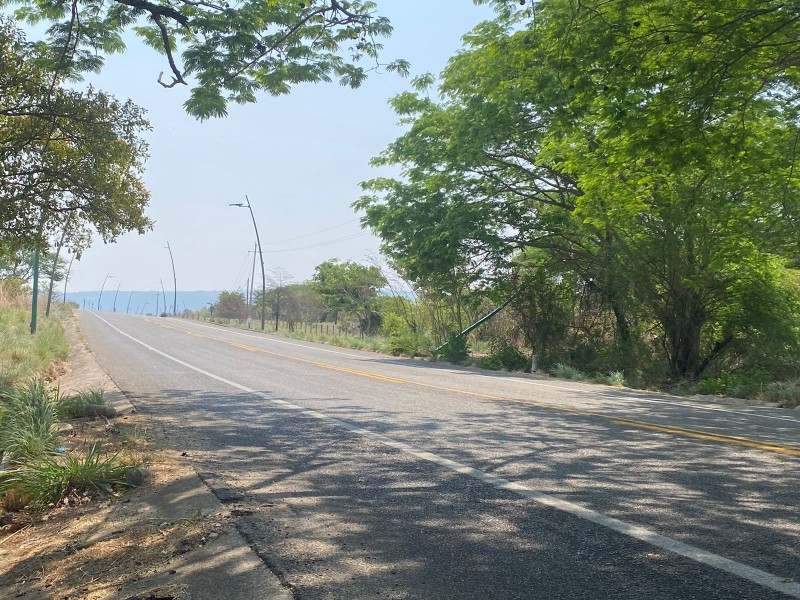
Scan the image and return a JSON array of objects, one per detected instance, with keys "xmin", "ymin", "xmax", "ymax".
[{"xmin": 168, "ymin": 322, "xmax": 800, "ymax": 456}]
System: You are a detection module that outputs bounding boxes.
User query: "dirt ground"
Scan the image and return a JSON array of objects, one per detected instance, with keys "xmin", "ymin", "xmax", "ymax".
[{"xmin": 0, "ymin": 316, "xmax": 230, "ymax": 600}]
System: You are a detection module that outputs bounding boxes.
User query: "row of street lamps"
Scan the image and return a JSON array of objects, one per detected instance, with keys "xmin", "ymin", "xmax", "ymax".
[{"xmin": 90, "ymin": 196, "xmax": 267, "ymax": 329}]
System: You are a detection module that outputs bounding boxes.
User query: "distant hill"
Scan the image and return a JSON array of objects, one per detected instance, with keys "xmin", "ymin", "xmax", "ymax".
[{"xmin": 64, "ymin": 291, "xmax": 222, "ymax": 314}]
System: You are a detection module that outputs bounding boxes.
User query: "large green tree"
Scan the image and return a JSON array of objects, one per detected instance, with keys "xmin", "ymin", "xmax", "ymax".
[
  {"xmin": 312, "ymin": 259, "xmax": 386, "ymax": 334},
  {"xmin": 0, "ymin": 22, "xmax": 151, "ymax": 257},
  {"xmin": 359, "ymin": 1, "xmax": 800, "ymax": 379},
  {"xmin": 7, "ymin": 0, "xmax": 408, "ymax": 119}
]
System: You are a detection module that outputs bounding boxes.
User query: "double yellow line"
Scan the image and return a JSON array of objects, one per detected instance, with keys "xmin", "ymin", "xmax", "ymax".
[{"xmin": 156, "ymin": 319, "xmax": 800, "ymax": 457}]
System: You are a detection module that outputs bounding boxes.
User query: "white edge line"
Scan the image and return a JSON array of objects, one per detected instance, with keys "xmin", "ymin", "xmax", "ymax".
[{"xmin": 90, "ymin": 312, "xmax": 800, "ymax": 599}]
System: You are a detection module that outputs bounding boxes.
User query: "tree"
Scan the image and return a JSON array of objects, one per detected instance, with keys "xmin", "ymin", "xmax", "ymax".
[
  {"xmin": 215, "ymin": 291, "xmax": 247, "ymax": 319},
  {"xmin": 312, "ymin": 259, "xmax": 386, "ymax": 334},
  {"xmin": 0, "ymin": 22, "xmax": 152, "ymax": 257},
  {"xmin": 358, "ymin": 1, "xmax": 800, "ymax": 379},
  {"xmin": 8, "ymin": 0, "xmax": 409, "ymax": 119}
]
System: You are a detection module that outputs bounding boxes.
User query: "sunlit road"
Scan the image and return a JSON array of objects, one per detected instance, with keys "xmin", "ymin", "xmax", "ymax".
[{"xmin": 77, "ymin": 310, "xmax": 800, "ymax": 599}]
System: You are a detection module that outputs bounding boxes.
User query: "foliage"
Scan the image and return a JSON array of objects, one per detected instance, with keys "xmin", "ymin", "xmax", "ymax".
[
  {"xmin": 759, "ymin": 381, "xmax": 800, "ymax": 408},
  {"xmin": 58, "ymin": 389, "xmax": 105, "ymax": 420},
  {"xmin": 0, "ymin": 22, "xmax": 152, "ymax": 256},
  {"xmin": 381, "ymin": 313, "xmax": 432, "ymax": 357},
  {"xmin": 0, "ymin": 295, "xmax": 69, "ymax": 387},
  {"xmin": 313, "ymin": 259, "xmax": 386, "ymax": 334},
  {"xmin": 599, "ymin": 371, "xmax": 626, "ymax": 388},
  {"xmin": 0, "ymin": 379, "xmax": 59, "ymax": 464},
  {"xmin": 438, "ymin": 333, "xmax": 469, "ymax": 365},
  {"xmin": 358, "ymin": 0, "xmax": 800, "ymax": 382},
  {"xmin": 0, "ymin": 444, "xmax": 136, "ymax": 508},
  {"xmin": 214, "ymin": 290, "xmax": 247, "ymax": 320},
  {"xmin": 6, "ymin": 0, "xmax": 409, "ymax": 120},
  {"xmin": 479, "ymin": 345, "xmax": 528, "ymax": 372},
  {"xmin": 549, "ymin": 364, "xmax": 587, "ymax": 382}
]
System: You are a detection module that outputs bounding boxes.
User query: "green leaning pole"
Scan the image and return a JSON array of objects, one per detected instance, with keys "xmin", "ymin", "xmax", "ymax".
[{"xmin": 30, "ymin": 245, "xmax": 40, "ymax": 334}]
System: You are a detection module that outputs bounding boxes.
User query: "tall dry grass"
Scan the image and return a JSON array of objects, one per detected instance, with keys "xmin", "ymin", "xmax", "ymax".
[{"xmin": 0, "ymin": 281, "xmax": 69, "ymax": 388}]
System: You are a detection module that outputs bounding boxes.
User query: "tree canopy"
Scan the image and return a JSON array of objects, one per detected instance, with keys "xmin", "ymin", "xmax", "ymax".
[
  {"xmin": 6, "ymin": 0, "xmax": 409, "ymax": 119},
  {"xmin": 0, "ymin": 22, "xmax": 152, "ymax": 258},
  {"xmin": 357, "ymin": 0, "xmax": 800, "ymax": 379}
]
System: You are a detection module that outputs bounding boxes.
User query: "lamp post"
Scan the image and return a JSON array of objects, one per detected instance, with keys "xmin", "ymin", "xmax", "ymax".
[
  {"xmin": 126, "ymin": 291, "xmax": 134, "ymax": 314},
  {"xmin": 113, "ymin": 283, "xmax": 121, "ymax": 312},
  {"xmin": 159, "ymin": 279, "xmax": 167, "ymax": 316},
  {"xmin": 97, "ymin": 274, "xmax": 113, "ymax": 312},
  {"xmin": 230, "ymin": 195, "xmax": 266, "ymax": 330},
  {"xmin": 165, "ymin": 241, "xmax": 177, "ymax": 315}
]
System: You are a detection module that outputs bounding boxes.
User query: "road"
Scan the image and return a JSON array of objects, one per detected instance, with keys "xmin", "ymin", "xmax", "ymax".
[{"xmin": 77, "ymin": 311, "xmax": 800, "ymax": 599}]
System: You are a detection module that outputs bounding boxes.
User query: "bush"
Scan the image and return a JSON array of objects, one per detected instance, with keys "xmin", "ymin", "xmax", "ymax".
[
  {"xmin": 58, "ymin": 389, "xmax": 105, "ymax": 419},
  {"xmin": 759, "ymin": 380, "xmax": 800, "ymax": 408},
  {"xmin": 695, "ymin": 369, "xmax": 772, "ymax": 398},
  {"xmin": 550, "ymin": 363, "xmax": 587, "ymax": 381},
  {"xmin": 388, "ymin": 330, "xmax": 433, "ymax": 357},
  {"xmin": 480, "ymin": 346, "xmax": 529, "ymax": 372},
  {"xmin": 0, "ymin": 380, "xmax": 59, "ymax": 464},
  {"xmin": 439, "ymin": 334, "xmax": 469, "ymax": 364},
  {"xmin": 0, "ymin": 444, "xmax": 137, "ymax": 508},
  {"xmin": 600, "ymin": 371, "xmax": 626, "ymax": 387}
]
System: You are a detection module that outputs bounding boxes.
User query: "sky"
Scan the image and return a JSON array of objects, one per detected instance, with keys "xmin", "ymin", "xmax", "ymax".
[{"xmin": 59, "ymin": 1, "xmax": 498, "ymax": 293}]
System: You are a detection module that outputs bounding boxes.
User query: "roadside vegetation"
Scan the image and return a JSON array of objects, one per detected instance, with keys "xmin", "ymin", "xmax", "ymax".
[
  {"xmin": 0, "ymin": 285, "xmax": 140, "ymax": 525},
  {"xmin": 184, "ymin": 255, "xmax": 800, "ymax": 408}
]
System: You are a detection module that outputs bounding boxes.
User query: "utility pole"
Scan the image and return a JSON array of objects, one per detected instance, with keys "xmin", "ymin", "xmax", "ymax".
[
  {"xmin": 165, "ymin": 241, "xmax": 177, "ymax": 315},
  {"xmin": 98, "ymin": 274, "xmax": 113, "ymax": 312},
  {"xmin": 159, "ymin": 280, "xmax": 167, "ymax": 316},
  {"xmin": 230, "ymin": 196, "xmax": 266, "ymax": 330},
  {"xmin": 113, "ymin": 283, "xmax": 121, "ymax": 312},
  {"xmin": 62, "ymin": 254, "xmax": 74, "ymax": 305}
]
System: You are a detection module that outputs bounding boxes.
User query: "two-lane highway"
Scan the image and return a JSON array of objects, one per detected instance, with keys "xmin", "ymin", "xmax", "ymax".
[{"xmin": 78, "ymin": 311, "xmax": 800, "ymax": 599}]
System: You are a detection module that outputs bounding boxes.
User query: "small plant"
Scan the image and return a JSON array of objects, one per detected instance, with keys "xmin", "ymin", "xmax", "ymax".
[
  {"xmin": 0, "ymin": 380, "xmax": 59, "ymax": 463},
  {"xmin": 0, "ymin": 444, "xmax": 137, "ymax": 508},
  {"xmin": 439, "ymin": 334, "xmax": 469, "ymax": 364},
  {"xmin": 603, "ymin": 371, "xmax": 626, "ymax": 387},
  {"xmin": 480, "ymin": 346, "xmax": 529, "ymax": 372},
  {"xmin": 58, "ymin": 389, "xmax": 106, "ymax": 419},
  {"xmin": 759, "ymin": 380, "xmax": 800, "ymax": 408},
  {"xmin": 550, "ymin": 363, "xmax": 587, "ymax": 381}
]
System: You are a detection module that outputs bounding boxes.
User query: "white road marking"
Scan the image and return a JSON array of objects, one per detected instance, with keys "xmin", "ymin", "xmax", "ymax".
[{"xmin": 90, "ymin": 312, "xmax": 800, "ymax": 598}]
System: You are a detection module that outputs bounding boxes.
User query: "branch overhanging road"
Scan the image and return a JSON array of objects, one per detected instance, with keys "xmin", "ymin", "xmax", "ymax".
[{"xmin": 79, "ymin": 311, "xmax": 800, "ymax": 600}]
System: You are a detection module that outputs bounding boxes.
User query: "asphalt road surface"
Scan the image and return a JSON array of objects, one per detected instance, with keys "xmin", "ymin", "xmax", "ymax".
[{"xmin": 77, "ymin": 311, "xmax": 800, "ymax": 599}]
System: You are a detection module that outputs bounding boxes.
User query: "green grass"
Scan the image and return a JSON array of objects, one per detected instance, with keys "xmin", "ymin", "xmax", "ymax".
[
  {"xmin": 759, "ymin": 380, "xmax": 800, "ymax": 408},
  {"xmin": 550, "ymin": 363, "xmax": 588, "ymax": 381},
  {"xmin": 0, "ymin": 379, "xmax": 59, "ymax": 464},
  {"xmin": 58, "ymin": 388, "xmax": 106, "ymax": 419},
  {"xmin": 0, "ymin": 444, "xmax": 137, "ymax": 508},
  {"xmin": 0, "ymin": 304, "xmax": 69, "ymax": 388}
]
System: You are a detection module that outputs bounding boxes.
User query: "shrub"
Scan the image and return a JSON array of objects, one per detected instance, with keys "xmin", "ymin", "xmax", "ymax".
[
  {"xmin": 601, "ymin": 371, "xmax": 626, "ymax": 387},
  {"xmin": 388, "ymin": 330, "xmax": 433, "ymax": 357},
  {"xmin": 58, "ymin": 389, "xmax": 105, "ymax": 419},
  {"xmin": 0, "ymin": 444, "xmax": 137, "ymax": 508},
  {"xmin": 0, "ymin": 380, "xmax": 59, "ymax": 463},
  {"xmin": 550, "ymin": 363, "xmax": 587, "ymax": 381},
  {"xmin": 759, "ymin": 380, "xmax": 800, "ymax": 408},
  {"xmin": 480, "ymin": 346, "xmax": 529, "ymax": 372},
  {"xmin": 439, "ymin": 334, "xmax": 469, "ymax": 364}
]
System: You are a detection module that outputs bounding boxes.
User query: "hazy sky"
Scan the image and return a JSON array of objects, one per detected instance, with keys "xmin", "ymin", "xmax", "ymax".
[{"xmin": 62, "ymin": 1, "xmax": 497, "ymax": 292}]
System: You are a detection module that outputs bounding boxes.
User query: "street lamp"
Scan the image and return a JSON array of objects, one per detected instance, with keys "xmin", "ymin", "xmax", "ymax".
[
  {"xmin": 230, "ymin": 195, "xmax": 266, "ymax": 330},
  {"xmin": 97, "ymin": 274, "xmax": 113, "ymax": 312},
  {"xmin": 165, "ymin": 241, "xmax": 177, "ymax": 315},
  {"xmin": 113, "ymin": 283, "xmax": 121, "ymax": 312}
]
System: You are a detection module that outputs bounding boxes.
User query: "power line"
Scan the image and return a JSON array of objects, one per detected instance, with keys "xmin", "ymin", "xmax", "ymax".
[
  {"xmin": 263, "ymin": 218, "xmax": 360, "ymax": 246},
  {"xmin": 262, "ymin": 232, "xmax": 367, "ymax": 253}
]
